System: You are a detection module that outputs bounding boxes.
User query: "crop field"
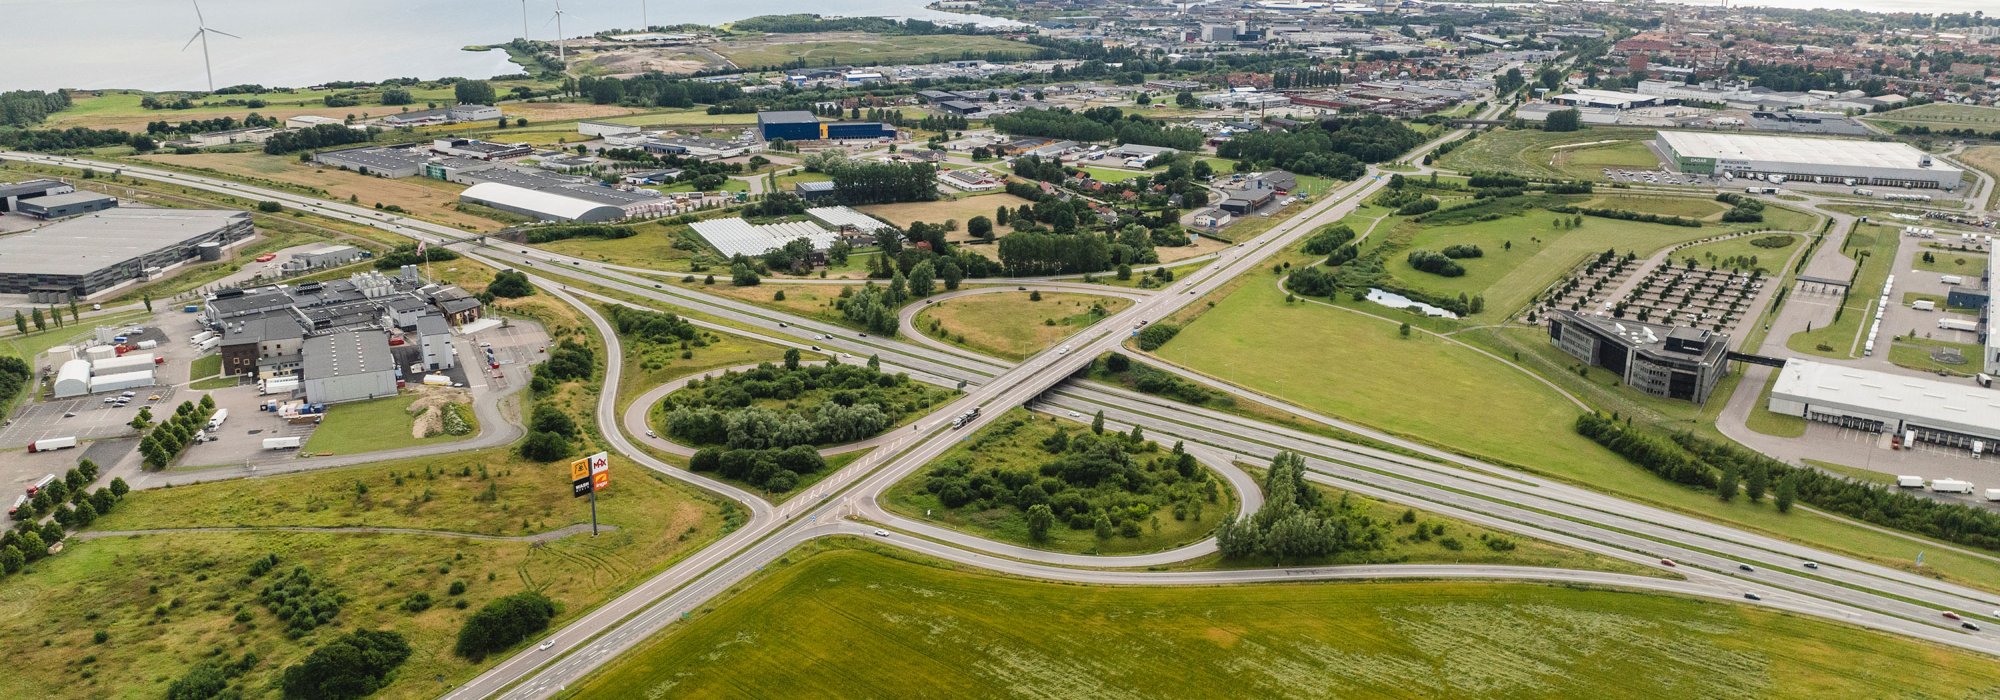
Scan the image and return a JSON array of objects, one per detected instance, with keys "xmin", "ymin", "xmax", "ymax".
[
  {"xmin": 701, "ymin": 283, "xmax": 883, "ymax": 332},
  {"xmin": 45, "ymin": 84, "xmax": 585, "ymax": 133},
  {"xmin": 573, "ymin": 543, "xmax": 2000, "ymax": 699},
  {"xmin": 1865, "ymin": 103, "xmax": 2000, "ymax": 130},
  {"xmin": 528, "ymin": 223, "xmax": 706, "ymax": 270},
  {"xmin": 859, "ymin": 192, "xmax": 1035, "ymax": 233},
  {"xmin": 1437, "ymin": 127, "xmax": 1660, "ymax": 179},
  {"xmin": 714, "ymin": 33, "xmax": 1038, "ymax": 70},
  {"xmin": 129, "ymin": 151, "xmax": 509, "ymax": 230},
  {"xmin": 2, "ymin": 448, "xmax": 727, "ymax": 699},
  {"xmin": 915, "ymin": 291, "xmax": 1132, "ymax": 361}
]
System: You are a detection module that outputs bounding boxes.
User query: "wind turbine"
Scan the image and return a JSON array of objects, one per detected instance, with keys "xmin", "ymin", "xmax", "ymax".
[
  {"xmin": 181, "ymin": 0, "xmax": 240, "ymax": 93},
  {"xmin": 520, "ymin": 0, "xmax": 531, "ymax": 42},
  {"xmin": 546, "ymin": 0, "xmax": 568, "ymax": 64},
  {"xmin": 641, "ymin": 0, "xmax": 649, "ymax": 31}
]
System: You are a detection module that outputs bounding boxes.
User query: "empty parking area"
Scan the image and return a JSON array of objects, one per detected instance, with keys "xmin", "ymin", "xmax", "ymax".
[{"xmin": 0, "ymin": 387, "xmax": 179, "ymax": 449}]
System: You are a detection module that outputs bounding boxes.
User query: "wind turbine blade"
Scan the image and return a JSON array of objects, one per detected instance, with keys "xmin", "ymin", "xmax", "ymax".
[
  {"xmin": 190, "ymin": 0, "xmax": 206, "ymax": 27},
  {"xmin": 207, "ymin": 28, "xmax": 242, "ymax": 39},
  {"xmin": 182, "ymin": 30, "xmax": 205, "ymax": 51},
  {"xmin": 546, "ymin": 13, "xmax": 558, "ymax": 27}
]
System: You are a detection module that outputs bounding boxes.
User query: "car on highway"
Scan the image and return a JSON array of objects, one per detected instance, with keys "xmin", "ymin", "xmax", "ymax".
[
  {"xmin": 809, "ymin": 345, "xmax": 821, "ymax": 351},
  {"xmin": 537, "ymin": 640, "xmax": 554, "ymax": 651},
  {"xmin": 1943, "ymin": 611, "xmax": 1962, "ymax": 621},
  {"xmin": 1802, "ymin": 561, "xmax": 1820, "ymax": 570},
  {"xmin": 777, "ymin": 322, "xmax": 787, "ymax": 327},
  {"xmin": 1964, "ymin": 622, "xmax": 1982, "ymax": 632},
  {"xmin": 644, "ymin": 430, "xmax": 655, "ymax": 438},
  {"xmin": 1017, "ymin": 286, "xmax": 1027, "ymax": 291},
  {"xmin": 858, "ymin": 333, "xmax": 867, "ymax": 338},
  {"xmin": 1067, "ymin": 410, "xmax": 1081, "ymax": 418},
  {"xmin": 1659, "ymin": 558, "xmax": 1676, "ymax": 567},
  {"xmin": 873, "ymin": 529, "xmax": 890, "ymax": 537},
  {"xmin": 1743, "ymin": 592, "xmax": 1761, "ymax": 601},
  {"xmin": 1737, "ymin": 564, "xmax": 1754, "ymax": 572}
]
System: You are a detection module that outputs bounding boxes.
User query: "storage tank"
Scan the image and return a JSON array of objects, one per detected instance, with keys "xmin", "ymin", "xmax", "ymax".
[
  {"xmin": 88, "ymin": 369, "xmax": 154, "ymax": 395},
  {"xmin": 84, "ymin": 345, "xmax": 117, "ymax": 361},
  {"xmin": 196, "ymin": 242, "xmax": 223, "ymax": 261},
  {"xmin": 52, "ymin": 360, "xmax": 91, "ymax": 398},
  {"xmin": 90, "ymin": 353, "xmax": 157, "ymax": 376}
]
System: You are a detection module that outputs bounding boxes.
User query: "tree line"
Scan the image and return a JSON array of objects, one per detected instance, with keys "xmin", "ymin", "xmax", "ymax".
[
  {"xmin": 264, "ymin": 123, "xmax": 375, "ymax": 155},
  {"xmin": 662, "ymin": 356, "xmax": 943, "ymax": 451},
  {"xmin": 0, "ymin": 89, "xmax": 71, "ymax": 126},
  {"xmin": 1215, "ymin": 452, "xmax": 1386, "ymax": 562},
  {"xmin": 988, "ymin": 107, "xmax": 1204, "ymax": 150},
  {"xmin": 1217, "ymin": 115, "xmax": 1423, "ymax": 180}
]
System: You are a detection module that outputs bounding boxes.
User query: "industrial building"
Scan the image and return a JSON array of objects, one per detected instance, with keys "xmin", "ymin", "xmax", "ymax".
[
  {"xmin": 1548, "ymin": 89, "xmax": 1661, "ymax": 110},
  {"xmin": 312, "ymin": 146, "xmax": 432, "ymax": 178},
  {"xmin": 1656, "ymin": 131, "xmax": 1964, "ymax": 190},
  {"xmin": 281, "ymin": 244, "xmax": 368, "ymax": 273},
  {"xmin": 1547, "ymin": 310, "xmax": 1730, "ymax": 403},
  {"xmin": 690, "ymin": 218, "xmax": 841, "ymax": 258},
  {"xmin": 14, "ymin": 191, "xmax": 116, "ymax": 219},
  {"xmin": 805, "ymin": 207, "xmax": 895, "ymax": 235},
  {"xmin": 755, "ymin": 111, "xmax": 896, "ymax": 142},
  {"xmin": 302, "ymin": 331, "xmax": 398, "ymax": 404},
  {"xmin": 0, "ymin": 208, "xmax": 253, "ymax": 300},
  {"xmin": 417, "ymin": 315, "xmax": 455, "ymax": 371},
  {"xmin": 1767, "ymin": 359, "xmax": 2000, "ymax": 452},
  {"xmin": 0, "ymin": 179, "xmax": 74, "ymax": 213},
  {"xmin": 431, "ymin": 138, "xmax": 532, "ymax": 161},
  {"xmin": 378, "ymin": 104, "xmax": 499, "ymax": 127},
  {"xmin": 639, "ymin": 135, "xmax": 763, "ymax": 161},
  {"xmin": 206, "ymin": 269, "xmax": 472, "ymax": 380},
  {"xmin": 458, "ymin": 182, "xmax": 629, "ymax": 223}
]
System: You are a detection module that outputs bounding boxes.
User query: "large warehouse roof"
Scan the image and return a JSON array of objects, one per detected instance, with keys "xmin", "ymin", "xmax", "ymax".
[
  {"xmin": 459, "ymin": 182, "xmax": 624, "ymax": 222},
  {"xmin": 1770, "ymin": 359, "xmax": 2000, "ymax": 439},
  {"xmin": 1657, "ymin": 131, "xmax": 1962, "ymax": 175},
  {"xmin": 806, "ymin": 206, "xmax": 894, "ymax": 233},
  {"xmin": 0, "ymin": 208, "xmax": 246, "ymax": 276},
  {"xmin": 690, "ymin": 218, "xmax": 840, "ymax": 258}
]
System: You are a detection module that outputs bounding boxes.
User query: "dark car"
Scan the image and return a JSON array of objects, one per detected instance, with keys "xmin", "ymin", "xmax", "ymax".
[
  {"xmin": 1743, "ymin": 593, "xmax": 1761, "ymax": 601},
  {"xmin": 1738, "ymin": 564, "xmax": 1754, "ymax": 572},
  {"xmin": 1964, "ymin": 622, "xmax": 1982, "ymax": 632}
]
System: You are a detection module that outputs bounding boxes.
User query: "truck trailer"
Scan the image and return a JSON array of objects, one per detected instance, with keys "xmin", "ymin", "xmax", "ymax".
[
  {"xmin": 263, "ymin": 436, "xmax": 303, "ymax": 450},
  {"xmin": 1896, "ymin": 475, "xmax": 1925, "ymax": 488},
  {"xmin": 27, "ymin": 436, "xmax": 77, "ymax": 453},
  {"xmin": 1939, "ymin": 318, "xmax": 1979, "ymax": 332},
  {"xmin": 1931, "ymin": 479, "xmax": 1976, "ymax": 494},
  {"xmin": 207, "ymin": 408, "xmax": 229, "ymax": 430}
]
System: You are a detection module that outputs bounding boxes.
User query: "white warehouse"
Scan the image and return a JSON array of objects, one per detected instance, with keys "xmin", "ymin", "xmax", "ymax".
[
  {"xmin": 1767, "ymin": 358, "xmax": 2000, "ymax": 452},
  {"xmin": 1658, "ymin": 131, "xmax": 1963, "ymax": 190}
]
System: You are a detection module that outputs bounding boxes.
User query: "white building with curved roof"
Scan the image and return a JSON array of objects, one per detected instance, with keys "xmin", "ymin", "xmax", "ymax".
[
  {"xmin": 458, "ymin": 182, "xmax": 626, "ymax": 223},
  {"xmin": 52, "ymin": 359, "xmax": 91, "ymax": 399}
]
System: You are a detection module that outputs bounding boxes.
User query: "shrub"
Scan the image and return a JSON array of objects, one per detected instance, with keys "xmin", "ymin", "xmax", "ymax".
[{"xmin": 454, "ymin": 592, "xmax": 557, "ymax": 661}]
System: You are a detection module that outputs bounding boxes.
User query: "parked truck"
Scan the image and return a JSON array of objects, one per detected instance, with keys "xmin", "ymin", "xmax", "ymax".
[
  {"xmin": 7, "ymin": 495, "xmax": 25, "ymax": 518},
  {"xmin": 1897, "ymin": 475, "xmax": 1926, "ymax": 488},
  {"xmin": 207, "ymin": 408, "xmax": 229, "ymax": 430},
  {"xmin": 1931, "ymin": 479, "xmax": 1976, "ymax": 494},
  {"xmin": 197, "ymin": 337, "xmax": 220, "ymax": 352},
  {"xmin": 263, "ymin": 436, "xmax": 303, "ymax": 450},
  {"xmin": 27, "ymin": 436, "xmax": 77, "ymax": 453},
  {"xmin": 1941, "ymin": 275, "xmax": 1965, "ymax": 286},
  {"xmin": 26, "ymin": 474, "xmax": 56, "ymax": 495},
  {"xmin": 1912, "ymin": 300, "xmax": 1936, "ymax": 311},
  {"xmin": 1939, "ymin": 318, "xmax": 1980, "ymax": 332},
  {"xmin": 190, "ymin": 330, "xmax": 216, "ymax": 345}
]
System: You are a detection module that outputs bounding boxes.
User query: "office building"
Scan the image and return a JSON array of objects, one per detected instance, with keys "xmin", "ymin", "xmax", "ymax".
[{"xmin": 1547, "ymin": 310, "xmax": 1730, "ymax": 403}]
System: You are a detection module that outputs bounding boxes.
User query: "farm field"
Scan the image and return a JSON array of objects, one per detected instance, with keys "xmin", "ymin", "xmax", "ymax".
[
  {"xmin": 572, "ymin": 543, "xmax": 2000, "ymax": 699},
  {"xmin": 701, "ymin": 282, "xmax": 883, "ymax": 332},
  {"xmin": 1864, "ymin": 103, "xmax": 2000, "ymax": 130},
  {"xmin": 915, "ymin": 291, "xmax": 1132, "ymax": 361},
  {"xmin": 1957, "ymin": 146, "xmax": 2000, "ymax": 210},
  {"xmin": 859, "ymin": 192, "xmax": 1035, "ymax": 233},
  {"xmin": 45, "ymin": 87, "xmax": 615, "ymax": 134},
  {"xmin": 529, "ymin": 223, "xmax": 706, "ymax": 270},
  {"xmin": 1437, "ymin": 127, "xmax": 1660, "ymax": 179},
  {"xmin": 714, "ymin": 33, "xmax": 1037, "ymax": 70},
  {"xmin": 129, "ymin": 151, "xmax": 508, "ymax": 230},
  {"xmin": 4, "ymin": 448, "xmax": 728, "ymax": 699}
]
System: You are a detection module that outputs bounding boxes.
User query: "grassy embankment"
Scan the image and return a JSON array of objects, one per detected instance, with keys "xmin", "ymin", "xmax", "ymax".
[{"xmin": 915, "ymin": 292, "xmax": 1132, "ymax": 361}]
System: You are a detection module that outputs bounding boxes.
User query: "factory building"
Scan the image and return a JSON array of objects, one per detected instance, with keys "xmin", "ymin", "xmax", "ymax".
[
  {"xmin": 458, "ymin": 182, "xmax": 629, "ymax": 223},
  {"xmin": 1547, "ymin": 310, "xmax": 1730, "ymax": 403},
  {"xmin": 312, "ymin": 146, "xmax": 432, "ymax": 178},
  {"xmin": 1656, "ymin": 131, "xmax": 1963, "ymax": 190},
  {"xmin": 1548, "ymin": 89, "xmax": 1661, "ymax": 110},
  {"xmin": 0, "ymin": 179, "xmax": 74, "ymax": 213},
  {"xmin": 302, "ymin": 331, "xmax": 398, "ymax": 404},
  {"xmin": 0, "ymin": 208, "xmax": 253, "ymax": 300},
  {"xmin": 15, "ymin": 191, "xmax": 116, "ymax": 220},
  {"xmin": 1768, "ymin": 359, "xmax": 2000, "ymax": 452},
  {"xmin": 755, "ymin": 111, "xmax": 896, "ymax": 142},
  {"xmin": 418, "ymin": 315, "xmax": 455, "ymax": 371}
]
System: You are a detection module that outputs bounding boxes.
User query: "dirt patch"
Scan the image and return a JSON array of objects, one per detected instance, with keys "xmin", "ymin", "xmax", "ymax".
[
  {"xmin": 131, "ymin": 151, "xmax": 513, "ymax": 230},
  {"xmin": 579, "ymin": 47, "xmax": 724, "ymax": 77},
  {"xmin": 406, "ymin": 386, "xmax": 472, "ymax": 439}
]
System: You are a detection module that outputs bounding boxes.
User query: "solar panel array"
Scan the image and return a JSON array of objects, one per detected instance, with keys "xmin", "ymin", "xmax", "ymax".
[{"xmin": 689, "ymin": 218, "xmax": 840, "ymax": 258}]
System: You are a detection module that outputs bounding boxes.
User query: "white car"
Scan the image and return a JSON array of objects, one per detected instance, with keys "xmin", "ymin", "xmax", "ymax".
[
  {"xmin": 1067, "ymin": 410, "xmax": 1082, "ymax": 418},
  {"xmin": 873, "ymin": 529, "xmax": 890, "ymax": 537},
  {"xmin": 537, "ymin": 640, "xmax": 554, "ymax": 651},
  {"xmin": 644, "ymin": 430, "xmax": 656, "ymax": 438}
]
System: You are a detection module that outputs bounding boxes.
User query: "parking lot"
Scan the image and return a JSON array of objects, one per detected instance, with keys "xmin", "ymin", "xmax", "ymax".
[{"xmin": 178, "ymin": 383, "xmax": 319, "ymax": 467}]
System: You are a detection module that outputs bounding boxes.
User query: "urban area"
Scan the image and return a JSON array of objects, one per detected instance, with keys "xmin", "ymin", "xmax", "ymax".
[{"xmin": 4, "ymin": 0, "xmax": 2000, "ymax": 697}]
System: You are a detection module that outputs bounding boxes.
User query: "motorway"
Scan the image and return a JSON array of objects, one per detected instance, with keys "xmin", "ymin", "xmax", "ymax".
[{"xmin": 13, "ymin": 99, "xmax": 2000, "ymax": 694}]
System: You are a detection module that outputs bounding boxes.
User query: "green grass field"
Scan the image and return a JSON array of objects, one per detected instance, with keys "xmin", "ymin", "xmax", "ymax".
[
  {"xmin": 1437, "ymin": 127, "xmax": 1661, "ymax": 179},
  {"xmin": 528, "ymin": 221, "xmax": 705, "ymax": 270},
  {"xmin": 188, "ymin": 353, "xmax": 221, "ymax": 379},
  {"xmin": 1888, "ymin": 336, "xmax": 1986, "ymax": 375},
  {"xmin": 915, "ymin": 292, "xmax": 1132, "ymax": 361},
  {"xmin": 9, "ymin": 448, "xmax": 727, "ymax": 699},
  {"xmin": 1901, "ymin": 292, "xmax": 1983, "ymax": 314},
  {"xmin": 301, "ymin": 393, "xmax": 476, "ymax": 456},
  {"xmin": 572, "ymin": 542, "xmax": 2000, "ymax": 699},
  {"xmin": 716, "ymin": 34, "xmax": 1036, "ymax": 69},
  {"xmin": 1864, "ymin": 103, "xmax": 2000, "ymax": 129},
  {"xmin": 1787, "ymin": 223, "xmax": 1900, "ymax": 359},
  {"xmin": 614, "ymin": 322, "xmax": 792, "ymax": 414},
  {"xmin": 1675, "ymin": 234, "xmax": 1801, "ymax": 274},
  {"xmin": 1912, "ymin": 251, "xmax": 1987, "ymax": 277},
  {"xmin": 1958, "ymin": 146, "xmax": 2000, "ymax": 210},
  {"xmin": 1583, "ymin": 194, "xmax": 1729, "ymax": 219},
  {"xmin": 1745, "ymin": 372, "xmax": 1808, "ymax": 438}
]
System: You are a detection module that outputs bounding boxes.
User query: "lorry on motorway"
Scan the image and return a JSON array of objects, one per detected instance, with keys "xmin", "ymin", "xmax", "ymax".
[
  {"xmin": 26, "ymin": 474, "xmax": 57, "ymax": 495},
  {"xmin": 262, "ymin": 436, "xmax": 302, "ymax": 450},
  {"xmin": 27, "ymin": 436, "xmax": 77, "ymax": 453},
  {"xmin": 207, "ymin": 408, "xmax": 229, "ymax": 430},
  {"xmin": 949, "ymin": 406, "xmax": 982, "ymax": 430},
  {"xmin": 1745, "ymin": 187, "xmax": 1779, "ymax": 194},
  {"xmin": 1931, "ymin": 479, "xmax": 1976, "ymax": 494},
  {"xmin": 1897, "ymin": 475, "xmax": 1925, "ymax": 488},
  {"xmin": 1985, "ymin": 489, "xmax": 2000, "ymax": 502}
]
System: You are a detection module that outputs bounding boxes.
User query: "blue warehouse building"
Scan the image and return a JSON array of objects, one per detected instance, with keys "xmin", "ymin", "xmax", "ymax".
[{"xmin": 756, "ymin": 111, "xmax": 897, "ymax": 142}]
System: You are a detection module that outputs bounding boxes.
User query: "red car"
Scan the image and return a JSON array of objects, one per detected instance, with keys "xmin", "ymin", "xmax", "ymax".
[
  {"xmin": 1944, "ymin": 611, "xmax": 1963, "ymax": 621},
  {"xmin": 255, "ymin": 253, "xmax": 277, "ymax": 262},
  {"xmin": 1660, "ymin": 558, "xmax": 1676, "ymax": 567}
]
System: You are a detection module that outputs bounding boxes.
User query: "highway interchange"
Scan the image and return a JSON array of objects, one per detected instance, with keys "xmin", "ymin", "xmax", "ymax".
[{"xmin": 11, "ymin": 97, "xmax": 2000, "ymax": 694}]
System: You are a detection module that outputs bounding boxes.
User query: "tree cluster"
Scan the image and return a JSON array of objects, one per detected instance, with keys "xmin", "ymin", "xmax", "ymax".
[
  {"xmin": 1405, "ymin": 250, "xmax": 1466, "ymax": 277},
  {"xmin": 1215, "ymin": 452, "xmax": 1386, "ymax": 561},
  {"xmin": 1217, "ymin": 115, "xmax": 1423, "ymax": 179},
  {"xmin": 920, "ymin": 417, "xmax": 1219, "ymax": 542},
  {"xmin": 1550, "ymin": 205, "xmax": 1701, "ymax": 228},
  {"xmin": 829, "ymin": 160, "xmax": 940, "ymax": 206},
  {"xmin": 0, "ymin": 89, "xmax": 71, "ymax": 126},
  {"xmin": 0, "ymin": 356, "xmax": 29, "ymax": 424},
  {"xmin": 372, "ymin": 243, "xmax": 459, "ymax": 270},
  {"xmin": 455, "ymin": 592, "xmax": 557, "ymax": 661},
  {"xmin": 487, "ymin": 269, "xmax": 534, "ymax": 298},
  {"xmin": 263, "ymin": 123, "xmax": 374, "ymax": 154},
  {"xmin": 522, "ymin": 224, "xmax": 637, "ymax": 244},
  {"xmin": 689, "ymin": 445, "xmax": 827, "ymax": 493},
  {"xmin": 279, "ymin": 629, "xmax": 411, "ymax": 700},
  {"xmin": 1135, "ymin": 323, "xmax": 1181, "ymax": 351},
  {"xmin": 257, "ymin": 564, "xmax": 347, "ymax": 636},
  {"xmin": 141, "ymin": 395, "xmax": 217, "ymax": 469},
  {"xmin": 662, "ymin": 362, "xmax": 941, "ymax": 450}
]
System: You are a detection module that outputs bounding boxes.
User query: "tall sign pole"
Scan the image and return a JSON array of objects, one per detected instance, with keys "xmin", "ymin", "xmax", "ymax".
[{"xmin": 570, "ymin": 452, "xmax": 611, "ymax": 536}]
